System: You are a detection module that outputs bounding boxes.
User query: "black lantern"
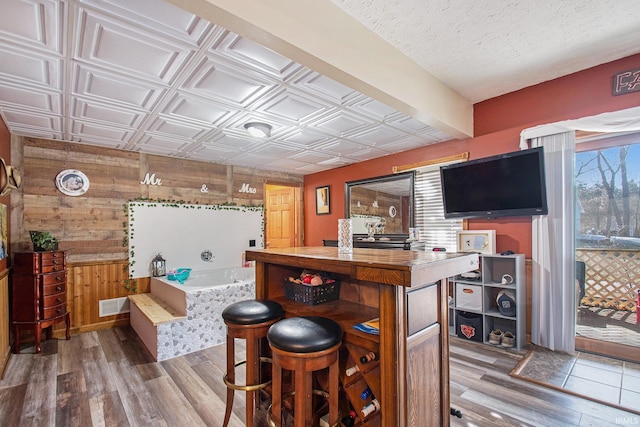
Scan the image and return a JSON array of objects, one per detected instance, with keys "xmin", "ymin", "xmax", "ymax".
[{"xmin": 151, "ymin": 253, "xmax": 166, "ymax": 277}]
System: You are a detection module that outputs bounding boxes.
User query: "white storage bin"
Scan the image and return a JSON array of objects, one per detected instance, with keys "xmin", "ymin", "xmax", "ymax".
[{"xmin": 456, "ymin": 283, "xmax": 482, "ymax": 311}]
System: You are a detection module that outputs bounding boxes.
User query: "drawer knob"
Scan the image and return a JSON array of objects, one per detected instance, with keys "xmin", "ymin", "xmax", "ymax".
[
  {"xmin": 55, "ymin": 276, "xmax": 62, "ymax": 281},
  {"xmin": 56, "ymin": 286, "xmax": 62, "ymax": 291},
  {"xmin": 56, "ymin": 298, "xmax": 62, "ymax": 303},
  {"xmin": 57, "ymin": 309, "xmax": 62, "ymax": 314},
  {"xmin": 53, "ymin": 266, "xmax": 59, "ymax": 271}
]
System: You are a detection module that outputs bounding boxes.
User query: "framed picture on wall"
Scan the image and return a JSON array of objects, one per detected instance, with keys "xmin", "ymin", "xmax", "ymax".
[
  {"xmin": 316, "ymin": 185, "xmax": 330, "ymax": 215},
  {"xmin": 456, "ymin": 230, "xmax": 496, "ymax": 254}
]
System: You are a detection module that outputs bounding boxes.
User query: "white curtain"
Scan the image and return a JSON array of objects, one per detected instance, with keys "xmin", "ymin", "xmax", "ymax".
[
  {"xmin": 529, "ymin": 133, "xmax": 576, "ymax": 352},
  {"xmin": 521, "ymin": 105, "xmax": 640, "ymax": 352}
]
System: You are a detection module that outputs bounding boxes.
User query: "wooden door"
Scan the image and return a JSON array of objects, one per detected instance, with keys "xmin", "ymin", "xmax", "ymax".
[{"xmin": 266, "ymin": 186, "xmax": 296, "ymax": 248}]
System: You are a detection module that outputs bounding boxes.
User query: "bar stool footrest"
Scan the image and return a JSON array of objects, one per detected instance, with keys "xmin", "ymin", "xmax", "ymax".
[{"xmin": 223, "ymin": 356, "xmax": 273, "ymax": 392}]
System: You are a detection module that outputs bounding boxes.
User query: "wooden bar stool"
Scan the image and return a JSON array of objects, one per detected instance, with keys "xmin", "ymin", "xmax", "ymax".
[
  {"xmin": 222, "ymin": 300, "xmax": 284, "ymax": 427},
  {"xmin": 267, "ymin": 316, "xmax": 343, "ymax": 427}
]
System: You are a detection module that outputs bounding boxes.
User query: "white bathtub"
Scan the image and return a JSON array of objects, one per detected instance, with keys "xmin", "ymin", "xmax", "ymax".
[
  {"xmin": 146, "ymin": 266, "xmax": 256, "ymax": 360},
  {"xmin": 160, "ymin": 267, "xmax": 255, "ymax": 289}
]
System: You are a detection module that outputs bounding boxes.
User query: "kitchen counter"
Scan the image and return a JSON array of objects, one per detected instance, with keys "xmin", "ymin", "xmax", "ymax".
[{"xmin": 245, "ymin": 247, "xmax": 478, "ymax": 427}]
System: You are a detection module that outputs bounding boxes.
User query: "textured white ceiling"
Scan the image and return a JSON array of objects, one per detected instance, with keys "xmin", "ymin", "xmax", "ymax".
[
  {"xmin": 330, "ymin": 0, "xmax": 640, "ymax": 103},
  {"xmin": 1, "ymin": 0, "xmax": 639, "ymax": 175}
]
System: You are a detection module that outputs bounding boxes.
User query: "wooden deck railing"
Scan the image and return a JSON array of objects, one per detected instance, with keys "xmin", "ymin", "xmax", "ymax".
[{"xmin": 577, "ymin": 248, "xmax": 638, "ymax": 312}]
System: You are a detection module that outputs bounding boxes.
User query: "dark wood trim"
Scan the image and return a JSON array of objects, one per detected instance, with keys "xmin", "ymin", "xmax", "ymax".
[{"xmin": 575, "ymin": 335, "xmax": 640, "ymax": 363}]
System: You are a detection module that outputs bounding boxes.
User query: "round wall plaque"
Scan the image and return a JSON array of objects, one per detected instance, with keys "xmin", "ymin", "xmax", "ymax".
[{"xmin": 55, "ymin": 169, "xmax": 90, "ymax": 196}]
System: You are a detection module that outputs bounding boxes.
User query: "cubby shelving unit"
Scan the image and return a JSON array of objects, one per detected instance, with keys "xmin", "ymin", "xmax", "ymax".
[{"xmin": 449, "ymin": 253, "xmax": 525, "ymax": 351}]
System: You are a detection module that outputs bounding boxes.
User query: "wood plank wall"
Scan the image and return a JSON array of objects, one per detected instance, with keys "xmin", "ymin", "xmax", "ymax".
[{"xmin": 11, "ymin": 137, "xmax": 303, "ymax": 334}]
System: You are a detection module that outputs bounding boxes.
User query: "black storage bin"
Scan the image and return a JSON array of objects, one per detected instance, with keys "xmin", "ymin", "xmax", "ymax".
[{"xmin": 456, "ymin": 311, "xmax": 483, "ymax": 342}]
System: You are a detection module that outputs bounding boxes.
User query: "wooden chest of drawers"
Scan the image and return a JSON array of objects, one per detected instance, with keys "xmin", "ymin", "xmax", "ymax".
[{"xmin": 11, "ymin": 251, "xmax": 70, "ymax": 353}]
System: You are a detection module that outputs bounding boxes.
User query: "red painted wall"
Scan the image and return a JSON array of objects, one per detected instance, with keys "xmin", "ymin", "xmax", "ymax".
[
  {"xmin": 304, "ymin": 54, "xmax": 640, "ymax": 257},
  {"xmin": 475, "ymin": 53, "xmax": 640, "ymax": 136}
]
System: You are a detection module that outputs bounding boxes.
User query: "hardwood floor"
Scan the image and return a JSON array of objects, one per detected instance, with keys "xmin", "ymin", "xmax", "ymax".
[{"xmin": 0, "ymin": 327, "xmax": 638, "ymax": 426}]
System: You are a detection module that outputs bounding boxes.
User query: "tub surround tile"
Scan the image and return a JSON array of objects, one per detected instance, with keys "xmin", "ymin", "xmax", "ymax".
[{"xmin": 156, "ymin": 282, "xmax": 256, "ymax": 361}]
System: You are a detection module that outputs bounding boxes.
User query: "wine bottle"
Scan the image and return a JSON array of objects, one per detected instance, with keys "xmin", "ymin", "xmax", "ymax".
[
  {"xmin": 361, "ymin": 399, "xmax": 380, "ymax": 417},
  {"xmin": 359, "ymin": 351, "xmax": 379, "ymax": 364},
  {"xmin": 345, "ymin": 364, "xmax": 360, "ymax": 376},
  {"xmin": 341, "ymin": 410, "xmax": 357, "ymax": 427},
  {"xmin": 360, "ymin": 387, "xmax": 372, "ymax": 400}
]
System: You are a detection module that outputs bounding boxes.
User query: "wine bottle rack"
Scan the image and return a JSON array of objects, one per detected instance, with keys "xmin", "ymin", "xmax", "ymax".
[{"xmin": 340, "ymin": 342, "xmax": 382, "ymax": 426}]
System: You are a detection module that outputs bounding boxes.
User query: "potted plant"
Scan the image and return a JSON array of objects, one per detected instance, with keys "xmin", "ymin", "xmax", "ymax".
[{"xmin": 29, "ymin": 231, "xmax": 59, "ymax": 252}]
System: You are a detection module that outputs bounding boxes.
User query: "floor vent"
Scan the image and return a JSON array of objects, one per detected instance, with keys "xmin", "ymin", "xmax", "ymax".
[{"xmin": 99, "ymin": 297, "xmax": 130, "ymax": 317}]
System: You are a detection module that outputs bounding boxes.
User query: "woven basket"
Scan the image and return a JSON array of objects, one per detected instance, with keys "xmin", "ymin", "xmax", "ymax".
[{"xmin": 284, "ymin": 280, "xmax": 340, "ymax": 305}]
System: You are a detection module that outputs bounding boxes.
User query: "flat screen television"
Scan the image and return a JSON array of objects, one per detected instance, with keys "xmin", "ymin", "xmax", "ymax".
[{"xmin": 440, "ymin": 147, "xmax": 548, "ymax": 219}]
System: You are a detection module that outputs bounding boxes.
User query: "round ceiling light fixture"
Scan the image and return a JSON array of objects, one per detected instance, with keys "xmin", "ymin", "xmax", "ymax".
[{"xmin": 244, "ymin": 122, "xmax": 272, "ymax": 138}]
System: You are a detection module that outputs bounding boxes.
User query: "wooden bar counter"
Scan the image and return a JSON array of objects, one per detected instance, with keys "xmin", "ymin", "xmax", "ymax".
[{"xmin": 245, "ymin": 247, "xmax": 479, "ymax": 427}]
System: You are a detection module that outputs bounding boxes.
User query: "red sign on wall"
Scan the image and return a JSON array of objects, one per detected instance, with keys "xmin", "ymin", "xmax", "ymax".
[{"xmin": 612, "ymin": 67, "xmax": 640, "ymax": 96}]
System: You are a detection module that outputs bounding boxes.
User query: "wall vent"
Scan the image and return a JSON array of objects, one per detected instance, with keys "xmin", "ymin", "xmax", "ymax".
[{"xmin": 99, "ymin": 297, "xmax": 130, "ymax": 317}]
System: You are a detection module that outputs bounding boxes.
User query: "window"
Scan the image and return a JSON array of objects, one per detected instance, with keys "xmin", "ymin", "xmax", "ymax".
[{"xmin": 414, "ymin": 167, "xmax": 463, "ymax": 251}]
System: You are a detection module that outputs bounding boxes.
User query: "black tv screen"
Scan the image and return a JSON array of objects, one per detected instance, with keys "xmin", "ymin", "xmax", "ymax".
[{"xmin": 440, "ymin": 147, "xmax": 548, "ymax": 219}]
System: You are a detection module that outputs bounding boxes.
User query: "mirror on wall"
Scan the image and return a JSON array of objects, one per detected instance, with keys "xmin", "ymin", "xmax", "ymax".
[{"xmin": 345, "ymin": 171, "xmax": 415, "ymax": 239}]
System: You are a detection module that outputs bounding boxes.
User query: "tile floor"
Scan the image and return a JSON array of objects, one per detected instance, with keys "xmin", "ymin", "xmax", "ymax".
[{"xmin": 514, "ymin": 346, "xmax": 640, "ymax": 411}]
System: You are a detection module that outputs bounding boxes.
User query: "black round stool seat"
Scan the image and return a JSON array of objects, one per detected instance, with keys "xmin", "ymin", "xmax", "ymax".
[
  {"xmin": 222, "ymin": 299, "xmax": 283, "ymax": 325},
  {"xmin": 268, "ymin": 316, "xmax": 343, "ymax": 353}
]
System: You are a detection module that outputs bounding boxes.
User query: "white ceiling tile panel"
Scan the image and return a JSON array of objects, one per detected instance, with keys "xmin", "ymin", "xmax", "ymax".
[
  {"xmin": 75, "ymin": 9, "xmax": 193, "ymax": 84},
  {"xmin": 291, "ymin": 163, "xmax": 335, "ymax": 174},
  {"xmin": 70, "ymin": 119, "xmax": 133, "ymax": 142},
  {"xmin": 348, "ymin": 125, "xmax": 407, "ymax": 146},
  {"xmin": 226, "ymin": 151, "xmax": 279, "ymax": 168},
  {"xmin": 0, "ymin": 0, "xmax": 455, "ymax": 174},
  {"xmin": 288, "ymin": 149, "xmax": 338, "ymax": 164},
  {"xmin": 293, "ymin": 71, "xmax": 359, "ymax": 105},
  {"xmin": 213, "ymin": 32, "xmax": 300, "ymax": 81},
  {"xmin": 70, "ymin": 97, "xmax": 144, "ymax": 128},
  {"xmin": 206, "ymin": 133, "xmax": 259, "ymax": 152},
  {"xmin": 3, "ymin": 108, "xmax": 63, "ymax": 131},
  {"xmin": 254, "ymin": 88, "xmax": 330, "ymax": 124},
  {"xmin": 0, "ymin": 84, "xmax": 61, "ymax": 113},
  {"xmin": 145, "ymin": 116, "xmax": 212, "ymax": 141},
  {"xmin": 181, "ymin": 57, "xmax": 277, "ymax": 107},
  {"xmin": 350, "ymin": 97, "xmax": 403, "ymax": 121},
  {"xmin": 161, "ymin": 92, "xmax": 233, "ymax": 126},
  {"xmin": 262, "ymin": 157, "xmax": 310, "ymax": 171},
  {"xmin": 278, "ymin": 129, "xmax": 332, "ymax": 147},
  {"xmin": 314, "ymin": 139, "xmax": 373, "ymax": 157},
  {"xmin": 342, "ymin": 145, "xmax": 390, "ymax": 162},
  {"xmin": 316, "ymin": 156, "xmax": 353, "ymax": 167},
  {"xmin": 0, "ymin": 45, "xmax": 62, "ymax": 89},
  {"xmin": 73, "ymin": 64, "xmax": 165, "ymax": 109},
  {"xmin": 247, "ymin": 140, "xmax": 302, "ymax": 158},
  {"xmin": 4, "ymin": 125, "xmax": 63, "ymax": 141},
  {"xmin": 188, "ymin": 144, "xmax": 237, "ymax": 162},
  {"xmin": 388, "ymin": 115, "xmax": 439, "ymax": 134},
  {"xmin": 135, "ymin": 134, "xmax": 192, "ymax": 152},
  {"xmin": 310, "ymin": 111, "xmax": 371, "ymax": 136},
  {"xmin": 373, "ymin": 136, "xmax": 430, "ymax": 152},
  {"xmin": 79, "ymin": 0, "xmax": 213, "ymax": 46},
  {"xmin": 0, "ymin": 0, "xmax": 64, "ymax": 54}
]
